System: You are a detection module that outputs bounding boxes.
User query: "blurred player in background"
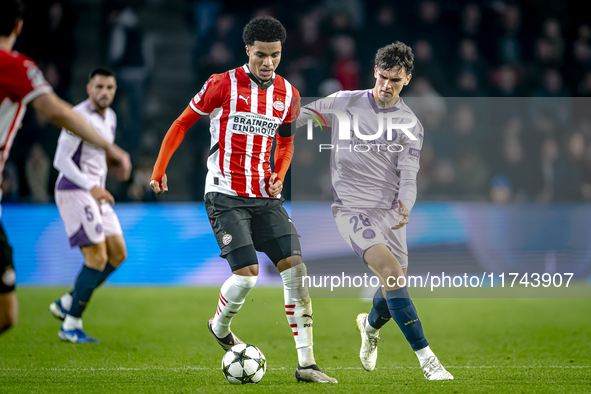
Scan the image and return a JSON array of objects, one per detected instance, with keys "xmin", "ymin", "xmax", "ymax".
[
  {"xmin": 297, "ymin": 42, "xmax": 453, "ymax": 380},
  {"xmin": 150, "ymin": 16, "xmax": 336, "ymax": 383},
  {"xmin": 0, "ymin": 0, "xmax": 130, "ymax": 337},
  {"xmin": 49, "ymin": 68, "xmax": 130, "ymax": 343}
]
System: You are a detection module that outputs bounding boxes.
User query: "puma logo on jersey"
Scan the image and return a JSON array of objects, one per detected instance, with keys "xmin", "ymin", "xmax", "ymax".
[{"xmin": 239, "ymin": 95, "xmax": 250, "ymax": 105}]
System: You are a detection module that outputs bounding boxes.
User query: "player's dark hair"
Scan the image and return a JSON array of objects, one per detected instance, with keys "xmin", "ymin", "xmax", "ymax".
[
  {"xmin": 0, "ymin": 0, "xmax": 23, "ymax": 36},
  {"xmin": 242, "ymin": 16, "xmax": 286, "ymax": 46},
  {"xmin": 88, "ymin": 67, "xmax": 116, "ymax": 81},
  {"xmin": 374, "ymin": 42, "xmax": 414, "ymax": 75}
]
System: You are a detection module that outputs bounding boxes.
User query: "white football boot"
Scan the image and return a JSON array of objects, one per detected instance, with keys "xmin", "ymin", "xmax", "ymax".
[
  {"xmin": 356, "ymin": 313, "xmax": 380, "ymax": 371},
  {"xmin": 421, "ymin": 356, "xmax": 454, "ymax": 380}
]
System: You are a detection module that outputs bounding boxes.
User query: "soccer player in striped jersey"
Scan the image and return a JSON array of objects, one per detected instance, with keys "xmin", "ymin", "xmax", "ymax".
[
  {"xmin": 0, "ymin": 0, "xmax": 130, "ymax": 337},
  {"xmin": 297, "ymin": 42, "xmax": 454, "ymax": 380},
  {"xmin": 150, "ymin": 16, "xmax": 336, "ymax": 383}
]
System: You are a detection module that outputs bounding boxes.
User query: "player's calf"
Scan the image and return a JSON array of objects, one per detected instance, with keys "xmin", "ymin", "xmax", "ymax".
[{"xmin": 0, "ymin": 292, "xmax": 18, "ymax": 335}]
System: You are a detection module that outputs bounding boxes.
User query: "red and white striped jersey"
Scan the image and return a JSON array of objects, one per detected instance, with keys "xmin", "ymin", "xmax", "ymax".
[
  {"xmin": 0, "ymin": 49, "xmax": 52, "ymax": 185},
  {"xmin": 190, "ymin": 64, "xmax": 300, "ymax": 198}
]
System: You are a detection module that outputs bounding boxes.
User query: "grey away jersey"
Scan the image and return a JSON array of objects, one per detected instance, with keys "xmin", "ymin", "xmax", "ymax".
[{"xmin": 297, "ymin": 90, "xmax": 423, "ymax": 209}]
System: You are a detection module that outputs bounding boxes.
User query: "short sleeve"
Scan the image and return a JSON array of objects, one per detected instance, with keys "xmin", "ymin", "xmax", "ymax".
[
  {"xmin": 1, "ymin": 55, "xmax": 52, "ymax": 104},
  {"xmin": 282, "ymin": 87, "xmax": 301, "ymax": 124},
  {"xmin": 189, "ymin": 73, "xmax": 225, "ymax": 115},
  {"xmin": 397, "ymin": 119, "xmax": 424, "ymax": 172}
]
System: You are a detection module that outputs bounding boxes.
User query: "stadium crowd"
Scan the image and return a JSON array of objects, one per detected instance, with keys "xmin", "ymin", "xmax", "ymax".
[{"xmin": 4, "ymin": 0, "xmax": 591, "ymax": 203}]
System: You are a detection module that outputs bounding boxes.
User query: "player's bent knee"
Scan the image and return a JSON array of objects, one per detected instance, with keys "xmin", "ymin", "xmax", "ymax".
[
  {"xmin": 259, "ymin": 235, "xmax": 302, "ymax": 267},
  {"xmin": 226, "ymin": 245, "xmax": 259, "ymax": 273},
  {"xmin": 110, "ymin": 249, "xmax": 127, "ymax": 266},
  {"xmin": 83, "ymin": 248, "xmax": 108, "ymax": 270}
]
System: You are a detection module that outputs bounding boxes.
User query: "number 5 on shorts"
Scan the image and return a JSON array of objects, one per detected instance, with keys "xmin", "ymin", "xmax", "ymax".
[{"xmin": 84, "ymin": 206, "xmax": 94, "ymax": 221}]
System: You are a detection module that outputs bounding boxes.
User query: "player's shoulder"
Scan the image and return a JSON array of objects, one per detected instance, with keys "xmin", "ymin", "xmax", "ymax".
[
  {"xmin": 72, "ymin": 99, "xmax": 92, "ymax": 115},
  {"xmin": 333, "ymin": 89, "xmax": 369, "ymax": 99},
  {"xmin": 0, "ymin": 50, "xmax": 37, "ymax": 76},
  {"xmin": 198, "ymin": 71, "xmax": 232, "ymax": 94},
  {"xmin": 272, "ymin": 73, "xmax": 300, "ymax": 97},
  {"xmin": 0, "ymin": 49, "xmax": 33, "ymax": 66},
  {"xmin": 397, "ymin": 98, "xmax": 424, "ymax": 134}
]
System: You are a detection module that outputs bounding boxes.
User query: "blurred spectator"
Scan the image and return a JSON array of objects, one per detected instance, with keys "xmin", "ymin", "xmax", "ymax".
[
  {"xmin": 0, "ymin": 162, "xmax": 20, "ymax": 203},
  {"xmin": 17, "ymin": 0, "xmax": 77, "ymax": 99},
  {"xmin": 553, "ymin": 133, "xmax": 585, "ymax": 201},
  {"xmin": 491, "ymin": 3, "xmax": 526, "ymax": 65},
  {"xmin": 25, "ymin": 144, "xmax": 51, "ymax": 203},
  {"xmin": 569, "ymin": 25, "xmax": 591, "ymax": 94},
  {"xmin": 412, "ymin": 40, "xmax": 447, "ymax": 94},
  {"xmin": 127, "ymin": 156, "xmax": 157, "ymax": 202},
  {"xmin": 107, "ymin": 4, "xmax": 154, "ymax": 156},
  {"xmin": 452, "ymin": 145, "xmax": 488, "ymax": 196},
  {"xmin": 457, "ymin": 3, "xmax": 484, "ymax": 42},
  {"xmin": 408, "ymin": 1, "xmax": 449, "ymax": 61},
  {"xmin": 318, "ymin": 78, "xmax": 343, "ymax": 97},
  {"xmin": 456, "ymin": 39, "xmax": 487, "ymax": 81},
  {"xmin": 331, "ymin": 35, "xmax": 360, "ymax": 90},
  {"xmin": 529, "ymin": 69, "xmax": 571, "ymax": 130},
  {"xmin": 490, "ymin": 175, "xmax": 512, "ymax": 204},
  {"xmin": 539, "ymin": 138, "xmax": 560, "ymax": 203},
  {"xmin": 452, "ymin": 71, "xmax": 487, "ymax": 96},
  {"xmin": 196, "ymin": 14, "xmax": 241, "ymax": 79}
]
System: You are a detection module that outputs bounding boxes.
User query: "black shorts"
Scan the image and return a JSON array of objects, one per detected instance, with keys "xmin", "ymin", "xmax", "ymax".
[
  {"xmin": 0, "ymin": 223, "xmax": 16, "ymax": 294},
  {"xmin": 205, "ymin": 192, "xmax": 299, "ymax": 258}
]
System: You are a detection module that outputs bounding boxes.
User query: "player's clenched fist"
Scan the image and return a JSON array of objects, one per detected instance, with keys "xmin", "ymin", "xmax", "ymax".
[
  {"xmin": 150, "ymin": 173, "xmax": 168, "ymax": 194},
  {"xmin": 268, "ymin": 173, "xmax": 283, "ymax": 197},
  {"xmin": 391, "ymin": 200, "xmax": 409, "ymax": 230}
]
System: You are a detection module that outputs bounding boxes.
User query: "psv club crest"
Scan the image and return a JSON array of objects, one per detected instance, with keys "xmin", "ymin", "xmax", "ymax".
[
  {"xmin": 273, "ymin": 100, "xmax": 285, "ymax": 111},
  {"xmin": 223, "ymin": 233, "xmax": 233, "ymax": 245}
]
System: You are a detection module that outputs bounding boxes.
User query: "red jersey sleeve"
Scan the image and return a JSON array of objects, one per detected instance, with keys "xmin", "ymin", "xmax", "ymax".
[
  {"xmin": 188, "ymin": 73, "xmax": 226, "ymax": 115},
  {"xmin": 0, "ymin": 52, "xmax": 52, "ymax": 104},
  {"xmin": 282, "ymin": 86, "xmax": 301, "ymax": 124}
]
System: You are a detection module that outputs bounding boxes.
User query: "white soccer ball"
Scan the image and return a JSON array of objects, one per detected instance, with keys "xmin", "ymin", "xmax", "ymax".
[{"xmin": 221, "ymin": 343, "xmax": 266, "ymax": 384}]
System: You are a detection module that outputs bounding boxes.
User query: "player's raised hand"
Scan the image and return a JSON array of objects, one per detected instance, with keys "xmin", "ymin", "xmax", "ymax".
[
  {"xmin": 90, "ymin": 185, "xmax": 115, "ymax": 205},
  {"xmin": 150, "ymin": 174, "xmax": 168, "ymax": 195},
  {"xmin": 391, "ymin": 200, "xmax": 409, "ymax": 230},
  {"xmin": 268, "ymin": 173, "xmax": 283, "ymax": 197},
  {"xmin": 106, "ymin": 144, "xmax": 131, "ymax": 181}
]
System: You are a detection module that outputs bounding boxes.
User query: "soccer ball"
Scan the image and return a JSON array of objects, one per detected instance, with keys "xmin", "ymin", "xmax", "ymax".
[{"xmin": 221, "ymin": 343, "xmax": 266, "ymax": 384}]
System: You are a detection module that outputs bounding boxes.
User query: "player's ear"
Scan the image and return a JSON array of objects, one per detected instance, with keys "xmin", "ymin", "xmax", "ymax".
[
  {"xmin": 374, "ymin": 66, "xmax": 378, "ymax": 79},
  {"xmin": 86, "ymin": 83, "xmax": 91, "ymax": 96},
  {"xmin": 405, "ymin": 74, "xmax": 412, "ymax": 86},
  {"xmin": 245, "ymin": 45, "xmax": 250, "ymax": 57},
  {"xmin": 14, "ymin": 20, "xmax": 23, "ymax": 36}
]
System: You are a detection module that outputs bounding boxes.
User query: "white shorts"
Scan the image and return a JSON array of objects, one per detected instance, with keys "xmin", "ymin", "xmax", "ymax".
[
  {"xmin": 332, "ymin": 204, "xmax": 408, "ymax": 268},
  {"xmin": 55, "ymin": 189, "xmax": 123, "ymax": 248}
]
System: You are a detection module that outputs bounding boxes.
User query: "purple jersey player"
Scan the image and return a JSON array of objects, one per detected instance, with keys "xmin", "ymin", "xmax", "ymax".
[{"xmin": 297, "ymin": 42, "xmax": 453, "ymax": 381}]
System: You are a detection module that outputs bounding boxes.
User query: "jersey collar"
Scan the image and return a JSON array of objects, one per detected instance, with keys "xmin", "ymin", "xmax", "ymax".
[
  {"xmin": 243, "ymin": 64, "xmax": 275, "ymax": 90},
  {"xmin": 367, "ymin": 90, "xmax": 403, "ymax": 114}
]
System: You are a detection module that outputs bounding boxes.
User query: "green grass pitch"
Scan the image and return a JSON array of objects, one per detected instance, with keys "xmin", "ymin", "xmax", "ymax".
[{"xmin": 1, "ymin": 287, "xmax": 590, "ymax": 393}]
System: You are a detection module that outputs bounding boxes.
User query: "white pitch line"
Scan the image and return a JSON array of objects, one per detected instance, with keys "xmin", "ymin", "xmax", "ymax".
[{"xmin": 0, "ymin": 365, "xmax": 589, "ymax": 372}]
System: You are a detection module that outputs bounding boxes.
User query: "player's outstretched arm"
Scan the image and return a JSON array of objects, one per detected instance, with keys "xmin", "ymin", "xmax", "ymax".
[
  {"xmin": 30, "ymin": 92, "xmax": 131, "ymax": 175},
  {"xmin": 150, "ymin": 106, "xmax": 201, "ymax": 194}
]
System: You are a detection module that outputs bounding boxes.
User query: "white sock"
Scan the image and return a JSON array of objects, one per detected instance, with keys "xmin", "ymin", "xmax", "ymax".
[
  {"xmin": 61, "ymin": 293, "xmax": 73, "ymax": 311},
  {"xmin": 212, "ymin": 274, "xmax": 257, "ymax": 338},
  {"xmin": 281, "ymin": 265, "xmax": 316, "ymax": 367},
  {"xmin": 297, "ymin": 346, "xmax": 315, "ymax": 367},
  {"xmin": 415, "ymin": 345, "xmax": 436, "ymax": 367},
  {"xmin": 365, "ymin": 319, "xmax": 379, "ymax": 336},
  {"xmin": 62, "ymin": 315, "xmax": 82, "ymax": 331}
]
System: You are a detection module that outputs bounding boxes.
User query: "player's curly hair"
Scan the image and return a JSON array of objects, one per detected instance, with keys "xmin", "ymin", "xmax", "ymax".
[
  {"xmin": 374, "ymin": 42, "xmax": 414, "ymax": 75},
  {"xmin": 242, "ymin": 16, "xmax": 287, "ymax": 46},
  {"xmin": 0, "ymin": 0, "xmax": 23, "ymax": 36}
]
